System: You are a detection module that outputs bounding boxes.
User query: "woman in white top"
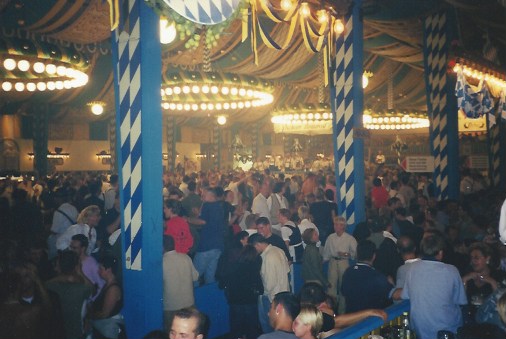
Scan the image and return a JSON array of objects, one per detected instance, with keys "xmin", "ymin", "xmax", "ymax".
[{"xmin": 56, "ymin": 205, "xmax": 101, "ymax": 255}]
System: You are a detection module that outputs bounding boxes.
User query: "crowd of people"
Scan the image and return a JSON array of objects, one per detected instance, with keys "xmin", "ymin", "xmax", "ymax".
[{"xmin": 2, "ymin": 164, "xmax": 506, "ymax": 339}]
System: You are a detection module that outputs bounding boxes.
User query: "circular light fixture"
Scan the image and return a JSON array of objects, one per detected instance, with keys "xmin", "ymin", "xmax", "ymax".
[
  {"xmin": 333, "ymin": 19, "xmax": 345, "ymax": 34},
  {"xmin": 88, "ymin": 101, "xmax": 106, "ymax": 116},
  {"xmin": 160, "ymin": 18, "xmax": 177, "ymax": 45},
  {"xmin": 363, "ymin": 109, "xmax": 430, "ymax": 130},
  {"xmin": 161, "ymin": 71, "xmax": 274, "ymax": 114},
  {"xmin": 271, "ymin": 103, "xmax": 333, "ymax": 135},
  {"xmin": 0, "ymin": 38, "xmax": 89, "ymax": 93},
  {"xmin": 217, "ymin": 115, "xmax": 227, "ymax": 125}
]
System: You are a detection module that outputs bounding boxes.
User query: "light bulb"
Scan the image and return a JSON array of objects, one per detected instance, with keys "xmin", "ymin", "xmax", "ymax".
[
  {"xmin": 334, "ymin": 19, "xmax": 344, "ymax": 34},
  {"xmin": 17, "ymin": 60, "xmax": 30, "ymax": 71},
  {"xmin": 217, "ymin": 115, "xmax": 227, "ymax": 125},
  {"xmin": 160, "ymin": 19, "xmax": 177, "ymax": 44},
  {"xmin": 362, "ymin": 74, "xmax": 369, "ymax": 88},
  {"xmin": 3, "ymin": 58, "xmax": 16, "ymax": 71},
  {"xmin": 280, "ymin": 0, "xmax": 292, "ymax": 11},
  {"xmin": 91, "ymin": 103, "xmax": 104, "ymax": 115}
]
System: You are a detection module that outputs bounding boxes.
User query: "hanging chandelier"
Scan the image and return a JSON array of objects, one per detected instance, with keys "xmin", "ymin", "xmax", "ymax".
[
  {"xmin": 271, "ymin": 104, "xmax": 430, "ymax": 133},
  {"xmin": 271, "ymin": 103, "xmax": 333, "ymax": 135},
  {"xmin": 0, "ymin": 37, "xmax": 89, "ymax": 93},
  {"xmin": 363, "ymin": 109, "xmax": 430, "ymax": 130},
  {"xmin": 161, "ymin": 70, "xmax": 274, "ymax": 114}
]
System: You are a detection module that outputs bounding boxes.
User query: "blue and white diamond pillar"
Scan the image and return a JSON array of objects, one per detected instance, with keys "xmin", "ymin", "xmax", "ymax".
[
  {"xmin": 332, "ymin": 0, "xmax": 365, "ymax": 232},
  {"xmin": 500, "ymin": 121, "xmax": 506, "ymax": 190},
  {"xmin": 488, "ymin": 118, "xmax": 501, "ymax": 188},
  {"xmin": 111, "ymin": 0, "xmax": 163, "ymax": 337},
  {"xmin": 423, "ymin": 11, "xmax": 459, "ymax": 200}
]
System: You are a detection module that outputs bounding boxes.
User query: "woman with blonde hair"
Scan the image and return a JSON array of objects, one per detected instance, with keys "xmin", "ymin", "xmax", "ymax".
[
  {"xmin": 56, "ymin": 205, "xmax": 102, "ymax": 255},
  {"xmin": 292, "ymin": 305, "xmax": 324, "ymax": 339}
]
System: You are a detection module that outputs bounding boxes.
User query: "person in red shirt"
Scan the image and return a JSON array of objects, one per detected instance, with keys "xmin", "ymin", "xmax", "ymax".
[
  {"xmin": 163, "ymin": 199, "xmax": 193, "ymax": 254},
  {"xmin": 371, "ymin": 177, "xmax": 389, "ymax": 210}
]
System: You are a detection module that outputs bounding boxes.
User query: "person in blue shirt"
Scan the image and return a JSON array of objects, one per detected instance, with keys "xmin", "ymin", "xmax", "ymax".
[{"xmin": 401, "ymin": 233, "xmax": 467, "ymax": 339}]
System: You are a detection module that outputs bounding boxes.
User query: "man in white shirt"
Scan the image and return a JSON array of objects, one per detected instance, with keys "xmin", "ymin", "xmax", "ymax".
[
  {"xmin": 322, "ymin": 216, "xmax": 357, "ymax": 314},
  {"xmin": 249, "ymin": 233, "xmax": 290, "ymax": 334},
  {"xmin": 252, "ymin": 175, "xmax": 272, "ymax": 222},
  {"xmin": 267, "ymin": 182, "xmax": 288, "ymax": 236}
]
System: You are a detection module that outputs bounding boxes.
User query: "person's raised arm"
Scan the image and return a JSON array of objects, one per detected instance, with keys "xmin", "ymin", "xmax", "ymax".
[{"xmin": 334, "ymin": 309, "xmax": 387, "ymax": 329}]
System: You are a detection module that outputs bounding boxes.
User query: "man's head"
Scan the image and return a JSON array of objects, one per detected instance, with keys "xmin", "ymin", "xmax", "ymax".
[
  {"xmin": 397, "ymin": 235, "xmax": 417, "ymax": 260},
  {"xmin": 356, "ymin": 240, "xmax": 376, "ymax": 263},
  {"xmin": 245, "ymin": 213, "xmax": 258, "ymax": 230},
  {"xmin": 247, "ymin": 233, "xmax": 269, "ymax": 253},
  {"xmin": 333, "ymin": 216, "xmax": 346, "ymax": 235},
  {"xmin": 187, "ymin": 181, "xmax": 197, "ymax": 193},
  {"xmin": 299, "ymin": 282, "xmax": 327, "ymax": 307},
  {"xmin": 420, "ymin": 233, "xmax": 445, "ymax": 260},
  {"xmin": 256, "ymin": 216, "xmax": 272, "ymax": 237},
  {"xmin": 109, "ymin": 174, "xmax": 119, "ymax": 187},
  {"xmin": 269, "ymin": 292, "xmax": 300, "ymax": 329},
  {"xmin": 70, "ymin": 234, "xmax": 89, "ymax": 256},
  {"xmin": 169, "ymin": 307, "xmax": 207, "ymax": 339},
  {"xmin": 369, "ymin": 216, "xmax": 387, "ymax": 233},
  {"xmin": 259, "ymin": 175, "xmax": 272, "ymax": 197}
]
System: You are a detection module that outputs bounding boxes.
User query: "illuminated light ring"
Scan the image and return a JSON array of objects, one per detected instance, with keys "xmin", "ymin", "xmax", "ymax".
[
  {"xmin": 161, "ymin": 71, "xmax": 275, "ymax": 112},
  {"xmin": 362, "ymin": 109, "xmax": 430, "ymax": 130},
  {"xmin": 271, "ymin": 103, "xmax": 333, "ymax": 135},
  {"xmin": 0, "ymin": 37, "xmax": 89, "ymax": 92}
]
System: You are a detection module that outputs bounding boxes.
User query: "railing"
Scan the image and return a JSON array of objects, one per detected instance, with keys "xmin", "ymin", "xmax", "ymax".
[
  {"xmin": 329, "ymin": 301, "xmax": 410, "ymax": 339},
  {"xmin": 194, "ymin": 263, "xmax": 410, "ymax": 339}
]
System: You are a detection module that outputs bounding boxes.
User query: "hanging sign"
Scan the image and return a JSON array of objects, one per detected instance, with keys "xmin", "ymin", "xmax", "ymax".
[
  {"xmin": 161, "ymin": 0, "xmax": 241, "ymax": 25},
  {"xmin": 401, "ymin": 156, "xmax": 434, "ymax": 173}
]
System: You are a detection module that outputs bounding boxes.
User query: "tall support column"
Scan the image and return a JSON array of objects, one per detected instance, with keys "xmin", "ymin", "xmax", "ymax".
[
  {"xmin": 111, "ymin": 1, "xmax": 163, "ymax": 337},
  {"xmin": 109, "ymin": 118, "xmax": 117, "ymax": 173},
  {"xmin": 423, "ymin": 11, "xmax": 459, "ymax": 200},
  {"xmin": 32, "ymin": 105, "xmax": 48, "ymax": 177},
  {"xmin": 213, "ymin": 122, "xmax": 220, "ymax": 169},
  {"xmin": 331, "ymin": 0, "xmax": 365, "ymax": 230},
  {"xmin": 166, "ymin": 116, "xmax": 176, "ymax": 172},
  {"xmin": 252, "ymin": 122, "xmax": 259, "ymax": 161},
  {"xmin": 500, "ymin": 121, "xmax": 506, "ymax": 190},
  {"xmin": 488, "ymin": 117, "xmax": 501, "ymax": 187}
]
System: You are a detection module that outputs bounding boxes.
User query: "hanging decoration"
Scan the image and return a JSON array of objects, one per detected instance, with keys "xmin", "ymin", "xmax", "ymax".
[
  {"xmin": 242, "ymin": 0, "xmax": 340, "ymax": 85},
  {"xmin": 271, "ymin": 103, "xmax": 333, "ymax": 135},
  {"xmin": 0, "ymin": 37, "xmax": 89, "ymax": 93},
  {"xmin": 363, "ymin": 109, "xmax": 430, "ymax": 130},
  {"xmin": 455, "ymin": 68, "xmax": 493, "ymax": 119},
  {"xmin": 161, "ymin": 70, "xmax": 274, "ymax": 114}
]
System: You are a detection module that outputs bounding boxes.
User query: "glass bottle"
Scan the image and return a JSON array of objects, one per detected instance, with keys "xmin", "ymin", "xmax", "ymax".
[{"xmin": 401, "ymin": 311, "xmax": 412, "ymax": 339}]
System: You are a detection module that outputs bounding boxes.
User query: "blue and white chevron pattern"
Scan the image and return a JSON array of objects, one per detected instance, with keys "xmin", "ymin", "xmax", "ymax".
[
  {"xmin": 490, "ymin": 121, "xmax": 501, "ymax": 186},
  {"xmin": 334, "ymin": 16, "xmax": 355, "ymax": 224},
  {"xmin": 424, "ymin": 12, "xmax": 449, "ymax": 200},
  {"xmin": 500, "ymin": 91, "xmax": 506, "ymax": 121},
  {"xmin": 116, "ymin": 0, "xmax": 143, "ymax": 270},
  {"xmin": 162, "ymin": 0, "xmax": 241, "ymax": 24},
  {"xmin": 109, "ymin": 118, "xmax": 116, "ymax": 172}
]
